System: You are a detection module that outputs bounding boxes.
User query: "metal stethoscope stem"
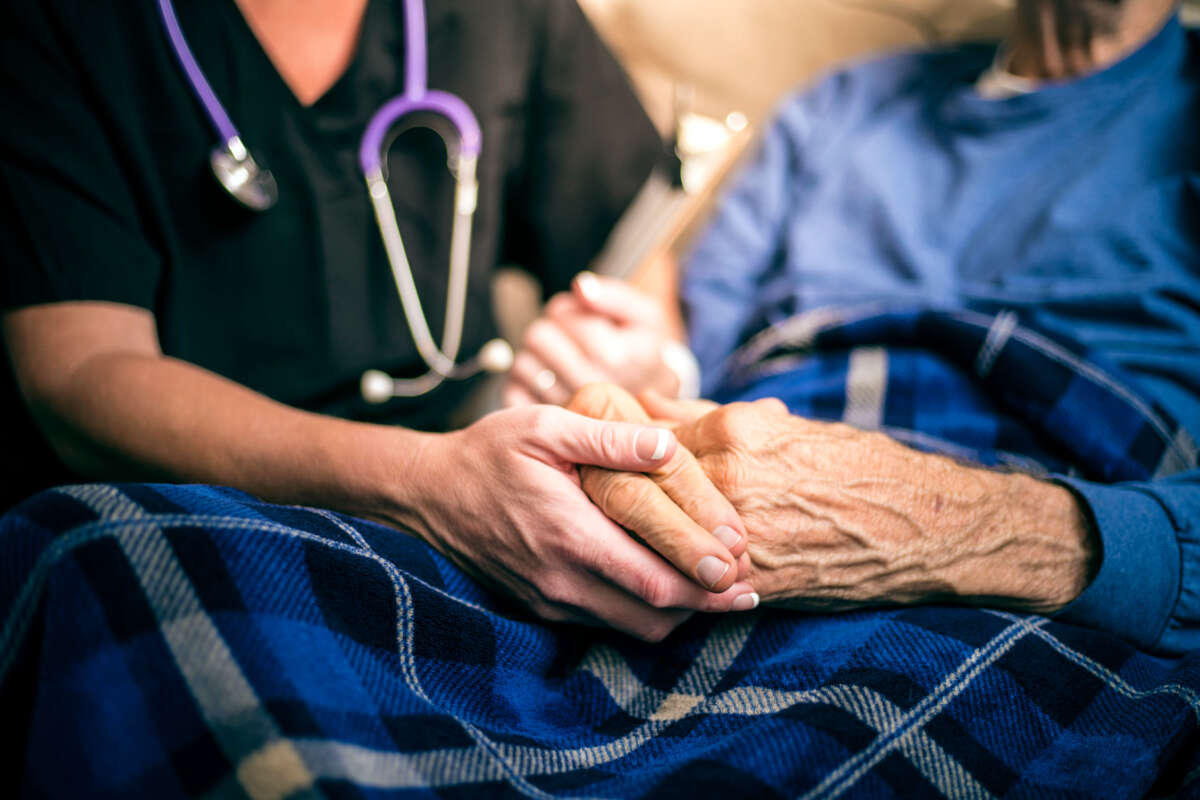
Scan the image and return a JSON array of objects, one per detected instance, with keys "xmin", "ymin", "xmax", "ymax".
[
  {"xmin": 156, "ymin": 0, "xmax": 513, "ymax": 403},
  {"xmin": 360, "ymin": 153, "xmax": 512, "ymax": 401}
]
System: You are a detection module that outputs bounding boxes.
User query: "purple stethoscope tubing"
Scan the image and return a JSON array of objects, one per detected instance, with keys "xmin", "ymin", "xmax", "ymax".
[
  {"xmin": 359, "ymin": 0, "xmax": 481, "ymax": 173},
  {"xmin": 157, "ymin": 0, "xmax": 481, "ymax": 169},
  {"xmin": 156, "ymin": 0, "xmax": 239, "ymax": 146},
  {"xmin": 156, "ymin": 0, "xmax": 510, "ymax": 399}
]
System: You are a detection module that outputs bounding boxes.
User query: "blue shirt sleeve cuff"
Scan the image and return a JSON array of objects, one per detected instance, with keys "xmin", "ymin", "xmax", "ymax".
[{"xmin": 1051, "ymin": 478, "xmax": 1181, "ymax": 651}]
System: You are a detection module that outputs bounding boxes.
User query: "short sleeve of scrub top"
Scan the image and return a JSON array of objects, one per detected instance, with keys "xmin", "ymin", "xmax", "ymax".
[{"xmin": 0, "ymin": 0, "xmax": 662, "ymax": 506}]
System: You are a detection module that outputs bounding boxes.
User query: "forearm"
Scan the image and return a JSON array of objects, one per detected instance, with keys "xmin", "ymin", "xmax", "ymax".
[
  {"xmin": 26, "ymin": 350, "xmax": 429, "ymax": 521},
  {"xmin": 899, "ymin": 466, "xmax": 1096, "ymax": 614},
  {"xmin": 757, "ymin": 447, "xmax": 1096, "ymax": 613},
  {"xmin": 646, "ymin": 399, "xmax": 1098, "ymax": 613}
]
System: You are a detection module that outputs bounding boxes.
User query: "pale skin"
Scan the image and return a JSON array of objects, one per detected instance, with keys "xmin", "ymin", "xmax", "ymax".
[
  {"xmin": 2, "ymin": 0, "xmax": 762, "ymax": 642},
  {"xmin": 511, "ymin": 0, "xmax": 1179, "ymax": 612},
  {"xmin": 234, "ymin": 0, "xmax": 369, "ymax": 106},
  {"xmin": 502, "ymin": 262, "xmax": 687, "ymax": 408}
]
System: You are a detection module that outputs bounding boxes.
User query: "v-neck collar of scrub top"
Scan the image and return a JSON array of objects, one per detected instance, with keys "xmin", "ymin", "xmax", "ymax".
[
  {"xmin": 219, "ymin": 0, "xmax": 394, "ymax": 119},
  {"xmin": 214, "ymin": 0, "xmax": 409, "ymax": 172}
]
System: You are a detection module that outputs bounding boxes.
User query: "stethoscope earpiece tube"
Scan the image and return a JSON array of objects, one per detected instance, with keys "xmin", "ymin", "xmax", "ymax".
[
  {"xmin": 351, "ymin": 5, "xmax": 489, "ymax": 403},
  {"xmin": 362, "ymin": 152, "xmax": 510, "ymax": 403},
  {"xmin": 365, "ymin": 165, "xmax": 457, "ymax": 378}
]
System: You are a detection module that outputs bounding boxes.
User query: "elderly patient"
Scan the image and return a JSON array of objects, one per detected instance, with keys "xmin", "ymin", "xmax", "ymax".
[{"xmin": 512, "ymin": 0, "xmax": 1200, "ymax": 653}]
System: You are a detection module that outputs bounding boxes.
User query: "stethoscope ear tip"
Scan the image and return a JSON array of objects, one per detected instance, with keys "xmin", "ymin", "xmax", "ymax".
[
  {"xmin": 359, "ymin": 338, "xmax": 512, "ymax": 404},
  {"xmin": 478, "ymin": 339, "xmax": 515, "ymax": 374},
  {"xmin": 361, "ymin": 370, "xmax": 396, "ymax": 404}
]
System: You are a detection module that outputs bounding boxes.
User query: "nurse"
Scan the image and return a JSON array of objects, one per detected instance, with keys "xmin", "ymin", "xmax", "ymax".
[{"xmin": 0, "ymin": 0, "xmax": 757, "ymax": 641}]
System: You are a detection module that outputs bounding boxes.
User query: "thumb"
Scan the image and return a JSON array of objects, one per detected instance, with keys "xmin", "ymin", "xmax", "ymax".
[
  {"xmin": 572, "ymin": 272, "xmax": 664, "ymax": 327},
  {"xmin": 638, "ymin": 389, "xmax": 718, "ymax": 424},
  {"xmin": 529, "ymin": 407, "xmax": 678, "ymax": 471}
]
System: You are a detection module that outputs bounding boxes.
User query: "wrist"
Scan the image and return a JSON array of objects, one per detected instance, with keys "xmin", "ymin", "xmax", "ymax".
[
  {"xmin": 380, "ymin": 429, "xmax": 448, "ymax": 538},
  {"xmin": 965, "ymin": 470, "xmax": 1097, "ymax": 612},
  {"xmin": 319, "ymin": 421, "xmax": 444, "ymax": 538}
]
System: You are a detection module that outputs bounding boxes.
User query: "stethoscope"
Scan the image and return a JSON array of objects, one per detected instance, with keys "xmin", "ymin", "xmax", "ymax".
[{"xmin": 156, "ymin": 0, "xmax": 514, "ymax": 403}]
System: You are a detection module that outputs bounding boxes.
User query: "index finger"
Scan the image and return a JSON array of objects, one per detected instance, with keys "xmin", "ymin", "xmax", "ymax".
[
  {"xmin": 581, "ymin": 456, "xmax": 746, "ymax": 592},
  {"xmin": 570, "ymin": 384, "xmax": 752, "ymax": 591},
  {"xmin": 572, "ymin": 272, "xmax": 665, "ymax": 327}
]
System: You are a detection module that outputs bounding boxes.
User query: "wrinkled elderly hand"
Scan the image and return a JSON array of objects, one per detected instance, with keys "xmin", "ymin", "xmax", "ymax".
[
  {"xmin": 567, "ymin": 385, "xmax": 760, "ymax": 612},
  {"xmin": 575, "ymin": 384, "xmax": 1098, "ymax": 614}
]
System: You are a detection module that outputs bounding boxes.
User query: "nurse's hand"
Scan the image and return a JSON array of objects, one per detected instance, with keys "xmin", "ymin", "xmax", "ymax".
[
  {"xmin": 391, "ymin": 404, "xmax": 757, "ymax": 642},
  {"xmin": 566, "ymin": 385, "xmax": 758, "ymax": 610},
  {"xmin": 502, "ymin": 273, "xmax": 681, "ymax": 407}
]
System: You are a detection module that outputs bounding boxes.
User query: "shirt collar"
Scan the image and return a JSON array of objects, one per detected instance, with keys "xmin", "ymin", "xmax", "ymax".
[{"xmin": 974, "ymin": 46, "xmax": 1038, "ymax": 99}]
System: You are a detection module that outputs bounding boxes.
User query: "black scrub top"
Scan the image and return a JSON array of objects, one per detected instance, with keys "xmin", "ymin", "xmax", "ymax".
[{"xmin": 0, "ymin": 0, "xmax": 661, "ymax": 507}]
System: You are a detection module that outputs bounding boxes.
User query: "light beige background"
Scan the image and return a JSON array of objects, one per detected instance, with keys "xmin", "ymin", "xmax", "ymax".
[
  {"xmin": 578, "ymin": 0, "xmax": 1014, "ymax": 131},
  {"xmin": 486, "ymin": 0, "xmax": 1198, "ymax": 412}
]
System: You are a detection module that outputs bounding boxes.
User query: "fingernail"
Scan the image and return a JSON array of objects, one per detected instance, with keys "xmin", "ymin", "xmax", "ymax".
[
  {"xmin": 732, "ymin": 592, "xmax": 760, "ymax": 611},
  {"xmin": 576, "ymin": 271, "xmax": 599, "ymax": 300},
  {"xmin": 697, "ymin": 556, "xmax": 729, "ymax": 588},
  {"xmin": 634, "ymin": 428, "xmax": 671, "ymax": 461},
  {"xmin": 713, "ymin": 525, "xmax": 741, "ymax": 548}
]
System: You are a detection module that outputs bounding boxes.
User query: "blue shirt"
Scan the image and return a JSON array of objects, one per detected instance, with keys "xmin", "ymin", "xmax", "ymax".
[{"xmin": 683, "ymin": 17, "xmax": 1200, "ymax": 653}]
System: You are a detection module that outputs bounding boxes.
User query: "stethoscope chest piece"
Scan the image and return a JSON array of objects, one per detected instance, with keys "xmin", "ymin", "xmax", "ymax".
[{"xmin": 211, "ymin": 136, "xmax": 278, "ymax": 212}]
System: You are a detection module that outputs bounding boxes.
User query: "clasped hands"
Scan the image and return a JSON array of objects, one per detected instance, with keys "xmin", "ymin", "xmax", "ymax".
[
  {"xmin": 567, "ymin": 382, "xmax": 1097, "ymax": 625},
  {"xmin": 434, "ymin": 272, "xmax": 1092, "ymax": 643}
]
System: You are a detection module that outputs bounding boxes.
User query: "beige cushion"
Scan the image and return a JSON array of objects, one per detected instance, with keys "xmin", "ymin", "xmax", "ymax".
[{"xmin": 579, "ymin": 0, "xmax": 1013, "ymax": 131}]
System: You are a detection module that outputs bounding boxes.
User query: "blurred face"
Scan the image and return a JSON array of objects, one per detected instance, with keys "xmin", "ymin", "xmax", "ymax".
[
  {"xmin": 1009, "ymin": 0, "xmax": 1180, "ymax": 77},
  {"xmin": 1019, "ymin": 0, "xmax": 1126, "ymax": 48}
]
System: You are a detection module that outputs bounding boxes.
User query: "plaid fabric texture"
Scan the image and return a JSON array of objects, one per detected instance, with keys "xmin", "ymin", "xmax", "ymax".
[
  {"xmin": 3, "ymin": 481, "xmax": 1200, "ymax": 799},
  {"xmin": 715, "ymin": 306, "xmax": 1199, "ymax": 481},
  {"xmin": 3, "ymin": 306, "xmax": 1198, "ymax": 797}
]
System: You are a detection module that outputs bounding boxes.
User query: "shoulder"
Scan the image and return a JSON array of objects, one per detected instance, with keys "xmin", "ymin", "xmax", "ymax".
[
  {"xmin": 2, "ymin": 0, "xmax": 152, "ymax": 51},
  {"xmin": 1, "ymin": 0, "xmax": 162, "ymax": 94}
]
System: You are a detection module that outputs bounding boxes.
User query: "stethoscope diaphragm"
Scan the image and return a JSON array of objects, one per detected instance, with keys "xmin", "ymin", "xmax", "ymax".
[{"xmin": 210, "ymin": 137, "xmax": 278, "ymax": 212}]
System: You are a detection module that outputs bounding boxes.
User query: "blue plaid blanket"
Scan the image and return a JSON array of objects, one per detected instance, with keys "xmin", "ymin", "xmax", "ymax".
[
  {"xmin": 715, "ymin": 306, "xmax": 1198, "ymax": 482},
  {"xmin": 2, "ymin": 308, "xmax": 1198, "ymax": 798}
]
